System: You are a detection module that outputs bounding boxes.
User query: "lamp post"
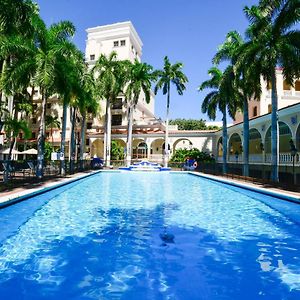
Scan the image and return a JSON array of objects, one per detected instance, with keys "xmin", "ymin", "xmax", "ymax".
[{"xmin": 289, "ymin": 139, "xmax": 297, "ymax": 185}]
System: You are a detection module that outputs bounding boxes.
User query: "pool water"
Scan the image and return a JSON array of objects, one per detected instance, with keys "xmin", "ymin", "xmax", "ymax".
[{"xmin": 0, "ymin": 172, "xmax": 300, "ymax": 299}]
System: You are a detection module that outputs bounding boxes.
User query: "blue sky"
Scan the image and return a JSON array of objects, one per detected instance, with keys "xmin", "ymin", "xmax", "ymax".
[{"xmin": 36, "ymin": 0, "xmax": 258, "ymax": 121}]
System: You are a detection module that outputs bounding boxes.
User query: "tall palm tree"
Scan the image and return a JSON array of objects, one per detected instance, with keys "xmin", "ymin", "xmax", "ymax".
[
  {"xmin": 199, "ymin": 66, "xmax": 238, "ymax": 174},
  {"xmin": 0, "ymin": 0, "xmax": 38, "ymax": 127},
  {"xmin": 72, "ymin": 62, "xmax": 98, "ymax": 171},
  {"xmin": 33, "ymin": 20, "xmax": 76, "ymax": 178},
  {"xmin": 213, "ymin": 31, "xmax": 261, "ymax": 177},
  {"xmin": 125, "ymin": 60, "xmax": 154, "ymax": 166},
  {"xmin": 55, "ymin": 49, "xmax": 82, "ymax": 176},
  {"xmin": 242, "ymin": 0, "xmax": 300, "ymax": 182},
  {"xmin": 154, "ymin": 56, "xmax": 188, "ymax": 167},
  {"xmin": 93, "ymin": 52, "xmax": 128, "ymax": 167}
]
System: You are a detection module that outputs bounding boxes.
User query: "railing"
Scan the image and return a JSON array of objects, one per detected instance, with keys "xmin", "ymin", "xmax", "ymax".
[
  {"xmin": 149, "ymin": 154, "xmax": 164, "ymax": 162},
  {"xmin": 283, "ymin": 90, "xmax": 292, "ymax": 96},
  {"xmin": 228, "ymin": 155, "xmax": 243, "ymax": 163},
  {"xmin": 218, "ymin": 152, "xmax": 300, "ymax": 165},
  {"xmin": 249, "ymin": 154, "xmax": 264, "ymax": 162}
]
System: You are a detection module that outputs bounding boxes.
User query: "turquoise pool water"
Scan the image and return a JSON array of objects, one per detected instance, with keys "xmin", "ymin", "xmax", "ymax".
[{"xmin": 0, "ymin": 172, "xmax": 300, "ymax": 299}]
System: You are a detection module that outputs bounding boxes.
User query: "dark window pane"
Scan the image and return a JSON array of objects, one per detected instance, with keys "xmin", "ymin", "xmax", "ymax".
[{"xmin": 112, "ymin": 115, "xmax": 122, "ymax": 126}]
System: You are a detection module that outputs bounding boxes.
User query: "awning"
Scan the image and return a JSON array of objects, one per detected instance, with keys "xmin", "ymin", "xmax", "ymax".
[
  {"xmin": 22, "ymin": 148, "xmax": 38, "ymax": 155},
  {"xmin": 0, "ymin": 148, "xmax": 22, "ymax": 154}
]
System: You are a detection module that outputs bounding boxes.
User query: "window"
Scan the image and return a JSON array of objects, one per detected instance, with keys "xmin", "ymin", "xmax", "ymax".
[
  {"xmin": 86, "ymin": 139, "xmax": 89, "ymax": 146},
  {"xmin": 90, "ymin": 54, "xmax": 95, "ymax": 61},
  {"xmin": 283, "ymin": 80, "xmax": 291, "ymax": 90},
  {"xmin": 113, "ymin": 41, "xmax": 119, "ymax": 47},
  {"xmin": 112, "ymin": 114, "xmax": 122, "ymax": 126},
  {"xmin": 268, "ymin": 104, "xmax": 272, "ymax": 113},
  {"xmin": 32, "ymin": 132, "xmax": 36, "ymax": 139},
  {"xmin": 253, "ymin": 106, "xmax": 258, "ymax": 117},
  {"xmin": 47, "ymin": 103, "xmax": 51, "ymax": 109},
  {"xmin": 267, "ymin": 81, "xmax": 272, "ymax": 90},
  {"xmin": 120, "ymin": 40, "xmax": 126, "ymax": 46},
  {"xmin": 112, "ymin": 98, "xmax": 123, "ymax": 109},
  {"xmin": 32, "ymin": 118, "xmax": 37, "ymax": 124},
  {"xmin": 87, "ymin": 122, "xmax": 92, "ymax": 129}
]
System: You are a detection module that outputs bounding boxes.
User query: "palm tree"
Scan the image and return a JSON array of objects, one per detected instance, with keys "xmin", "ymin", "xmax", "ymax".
[
  {"xmin": 93, "ymin": 52, "xmax": 128, "ymax": 167},
  {"xmin": 124, "ymin": 60, "xmax": 154, "ymax": 166},
  {"xmin": 55, "ymin": 49, "xmax": 83, "ymax": 176},
  {"xmin": 154, "ymin": 56, "xmax": 188, "ymax": 167},
  {"xmin": 45, "ymin": 115, "xmax": 60, "ymax": 147},
  {"xmin": 213, "ymin": 31, "xmax": 261, "ymax": 177},
  {"xmin": 242, "ymin": 0, "xmax": 300, "ymax": 182},
  {"xmin": 0, "ymin": 0, "xmax": 38, "ymax": 128},
  {"xmin": 70, "ymin": 59, "xmax": 98, "ymax": 172},
  {"xmin": 78, "ymin": 71, "xmax": 98, "ymax": 171},
  {"xmin": 33, "ymin": 20, "xmax": 76, "ymax": 178},
  {"xmin": 199, "ymin": 66, "xmax": 238, "ymax": 174}
]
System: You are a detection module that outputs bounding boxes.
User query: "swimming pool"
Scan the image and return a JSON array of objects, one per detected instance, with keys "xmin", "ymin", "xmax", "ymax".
[{"xmin": 0, "ymin": 172, "xmax": 300, "ymax": 299}]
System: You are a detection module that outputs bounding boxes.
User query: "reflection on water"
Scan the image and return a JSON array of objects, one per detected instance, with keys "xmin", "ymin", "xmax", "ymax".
[{"xmin": 0, "ymin": 172, "xmax": 299, "ymax": 299}]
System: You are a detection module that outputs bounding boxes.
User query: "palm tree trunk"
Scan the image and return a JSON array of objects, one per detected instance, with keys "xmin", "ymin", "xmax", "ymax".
[
  {"xmin": 70, "ymin": 107, "xmax": 76, "ymax": 174},
  {"xmin": 36, "ymin": 92, "xmax": 47, "ymax": 179},
  {"xmin": 104, "ymin": 98, "xmax": 111, "ymax": 167},
  {"xmin": 164, "ymin": 85, "xmax": 170, "ymax": 167},
  {"xmin": 243, "ymin": 97, "xmax": 249, "ymax": 177},
  {"xmin": 7, "ymin": 99, "xmax": 18, "ymax": 162},
  {"xmin": 80, "ymin": 112, "xmax": 86, "ymax": 171},
  {"xmin": 103, "ymin": 99, "xmax": 108, "ymax": 165},
  {"xmin": 51, "ymin": 127, "xmax": 54, "ymax": 147},
  {"xmin": 126, "ymin": 104, "xmax": 134, "ymax": 166},
  {"xmin": 60, "ymin": 101, "xmax": 67, "ymax": 176},
  {"xmin": 271, "ymin": 71, "xmax": 279, "ymax": 182},
  {"xmin": 222, "ymin": 108, "xmax": 228, "ymax": 174},
  {"xmin": 0, "ymin": 59, "xmax": 6, "ymax": 131}
]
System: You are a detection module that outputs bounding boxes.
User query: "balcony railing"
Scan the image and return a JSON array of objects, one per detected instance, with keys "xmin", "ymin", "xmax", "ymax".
[
  {"xmin": 283, "ymin": 90, "xmax": 292, "ymax": 96},
  {"xmin": 217, "ymin": 152, "xmax": 299, "ymax": 165}
]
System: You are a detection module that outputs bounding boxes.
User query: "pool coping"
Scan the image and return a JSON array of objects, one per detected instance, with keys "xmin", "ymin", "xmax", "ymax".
[
  {"xmin": 190, "ymin": 172, "xmax": 300, "ymax": 204},
  {"xmin": 0, "ymin": 170, "xmax": 102, "ymax": 209}
]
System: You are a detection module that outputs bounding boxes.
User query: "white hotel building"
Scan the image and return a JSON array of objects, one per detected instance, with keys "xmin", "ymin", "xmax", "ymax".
[{"xmin": 83, "ymin": 21, "xmax": 213, "ymax": 161}]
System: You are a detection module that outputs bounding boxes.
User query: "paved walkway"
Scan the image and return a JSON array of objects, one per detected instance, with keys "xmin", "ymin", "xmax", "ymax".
[{"xmin": 194, "ymin": 172, "xmax": 300, "ymax": 202}]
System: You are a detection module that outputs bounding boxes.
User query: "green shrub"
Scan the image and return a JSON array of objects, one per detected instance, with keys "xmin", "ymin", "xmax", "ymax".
[{"xmin": 170, "ymin": 148, "xmax": 215, "ymax": 163}]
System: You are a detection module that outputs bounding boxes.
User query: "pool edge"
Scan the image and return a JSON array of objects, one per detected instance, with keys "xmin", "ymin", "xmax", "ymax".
[
  {"xmin": 0, "ymin": 170, "xmax": 102, "ymax": 209},
  {"xmin": 189, "ymin": 172, "xmax": 300, "ymax": 204}
]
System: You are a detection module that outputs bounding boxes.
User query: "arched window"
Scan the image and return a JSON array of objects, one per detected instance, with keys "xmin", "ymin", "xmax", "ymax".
[
  {"xmin": 295, "ymin": 80, "xmax": 300, "ymax": 92},
  {"xmin": 253, "ymin": 106, "xmax": 258, "ymax": 117},
  {"xmin": 268, "ymin": 104, "xmax": 272, "ymax": 113}
]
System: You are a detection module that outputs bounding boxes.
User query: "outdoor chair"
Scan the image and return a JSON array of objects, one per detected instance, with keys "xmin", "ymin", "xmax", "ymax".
[
  {"xmin": 2, "ymin": 162, "xmax": 15, "ymax": 179},
  {"xmin": 27, "ymin": 161, "xmax": 36, "ymax": 175}
]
